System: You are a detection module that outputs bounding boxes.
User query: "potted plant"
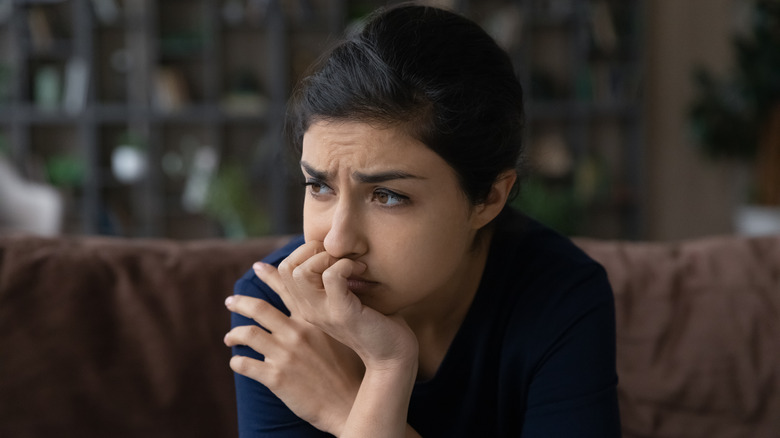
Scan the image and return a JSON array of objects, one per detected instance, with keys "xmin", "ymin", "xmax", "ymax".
[{"xmin": 689, "ymin": 0, "xmax": 780, "ymax": 234}]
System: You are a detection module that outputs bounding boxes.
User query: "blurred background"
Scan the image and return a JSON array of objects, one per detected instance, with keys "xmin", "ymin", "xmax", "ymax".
[{"xmin": 0, "ymin": 0, "xmax": 778, "ymax": 241}]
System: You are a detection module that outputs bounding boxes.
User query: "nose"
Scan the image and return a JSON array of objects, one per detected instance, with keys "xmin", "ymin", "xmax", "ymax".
[{"xmin": 323, "ymin": 198, "xmax": 367, "ymax": 259}]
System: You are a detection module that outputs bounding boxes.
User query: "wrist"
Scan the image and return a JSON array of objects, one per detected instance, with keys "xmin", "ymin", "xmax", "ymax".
[
  {"xmin": 362, "ymin": 346, "xmax": 418, "ymax": 381},
  {"xmin": 359, "ymin": 317, "xmax": 419, "ymax": 372},
  {"xmin": 329, "ymin": 358, "xmax": 416, "ymax": 437},
  {"xmin": 364, "ymin": 356, "xmax": 418, "ymax": 385},
  {"xmin": 340, "ymin": 360, "xmax": 417, "ymax": 438}
]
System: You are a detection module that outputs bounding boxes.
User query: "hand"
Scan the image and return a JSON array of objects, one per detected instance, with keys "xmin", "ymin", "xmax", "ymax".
[
  {"xmin": 261, "ymin": 240, "xmax": 419, "ymax": 369},
  {"xmin": 224, "ymin": 294, "xmax": 364, "ymax": 435}
]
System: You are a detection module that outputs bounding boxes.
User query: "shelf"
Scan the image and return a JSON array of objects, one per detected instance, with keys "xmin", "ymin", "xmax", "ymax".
[
  {"xmin": 0, "ymin": 103, "xmax": 269, "ymax": 124},
  {"xmin": 526, "ymin": 14, "xmax": 579, "ymax": 29},
  {"xmin": 0, "ymin": 106, "xmax": 83, "ymax": 124},
  {"xmin": 22, "ymin": 39, "xmax": 76, "ymax": 60},
  {"xmin": 527, "ymin": 101, "xmax": 639, "ymax": 121}
]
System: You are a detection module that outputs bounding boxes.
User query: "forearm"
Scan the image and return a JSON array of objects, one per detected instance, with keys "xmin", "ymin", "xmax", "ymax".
[{"xmin": 340, "ymin": 362, "xmax": 417, "ymax": 438}]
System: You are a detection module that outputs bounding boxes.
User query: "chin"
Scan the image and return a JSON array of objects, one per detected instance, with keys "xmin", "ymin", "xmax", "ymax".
[{"xmin": 355, "ymin": 294, "xmax": 398, "ymax": 316}]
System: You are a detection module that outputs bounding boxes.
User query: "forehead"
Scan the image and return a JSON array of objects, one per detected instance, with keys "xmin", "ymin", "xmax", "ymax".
[{"xmin": 301, "ymin": 120, "xmax": 438, "ymax": 171}]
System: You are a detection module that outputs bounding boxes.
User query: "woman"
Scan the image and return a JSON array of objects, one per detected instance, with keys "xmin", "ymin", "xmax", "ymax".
[{"xmin": 223, "ymin": 4, "xmax": 620, "ymax": 437}]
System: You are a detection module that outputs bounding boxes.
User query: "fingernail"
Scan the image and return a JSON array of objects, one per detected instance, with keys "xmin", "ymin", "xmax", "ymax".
[
  {"xmin": 225, "ymin": 296, "xmax": 234, "ymax": 307},
  {"xmin": 253, "ymin": 262, "xmax": 266, "ymax": 272}
]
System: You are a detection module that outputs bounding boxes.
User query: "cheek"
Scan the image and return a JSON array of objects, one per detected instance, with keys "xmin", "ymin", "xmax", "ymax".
[
  {"xmin": 377, "ymin": 215, "xmax": 473, "ymax": 287},
  {"xmin": 302, "ymin": 200, "xmax": 329, "ymax": 242}
]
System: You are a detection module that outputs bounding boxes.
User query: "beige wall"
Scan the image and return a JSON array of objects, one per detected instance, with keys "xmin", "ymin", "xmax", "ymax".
[{"xmin": 644, "ymin": 0, "xmax": 746, "ymax": 240}]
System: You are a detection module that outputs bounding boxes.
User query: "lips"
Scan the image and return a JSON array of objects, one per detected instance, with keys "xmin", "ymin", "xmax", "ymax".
[{"xmin": 346, "ymin": 277, "xmax": 379, "ymax": 294}]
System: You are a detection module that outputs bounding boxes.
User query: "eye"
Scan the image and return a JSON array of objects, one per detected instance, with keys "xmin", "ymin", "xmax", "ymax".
[
  {"xmin": 304, "ymin": 180, "xmax": 334, "ymax": 197},
  {"xmin": 372, "ymin": 189, "xmax": 409, "ymax": 207}
]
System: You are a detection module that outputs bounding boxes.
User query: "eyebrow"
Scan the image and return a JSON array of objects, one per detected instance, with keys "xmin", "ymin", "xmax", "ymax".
[{"xmin": 300, "ymin": 161, "xmax": 424, "ymax": 184}]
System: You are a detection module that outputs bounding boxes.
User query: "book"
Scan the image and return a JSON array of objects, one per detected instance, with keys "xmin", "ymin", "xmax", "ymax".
[
  {"xmin": 63, "ymin": 57, "xmax": 89, "ymax": 114},
  {"xmin": 153, "ymin": 67, "xmax": 190, "ymax": 112}
]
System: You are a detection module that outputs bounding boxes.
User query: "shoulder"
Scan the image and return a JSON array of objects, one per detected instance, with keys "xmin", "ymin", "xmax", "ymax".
[
  {"xmin": 483, "ymin": 209, "xmax": 618, "ymax": 393},
  {"xmin": 485, "ymin": 208, "xmax": 614, "ymax": 343},
  {"xmin": 489, "ymin": 207, "xmax": 610, "ymax": 295}
]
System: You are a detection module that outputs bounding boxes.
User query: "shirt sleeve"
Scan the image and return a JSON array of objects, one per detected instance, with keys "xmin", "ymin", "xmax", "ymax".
[
  {"xmin": 230, "ymin": 237, "xmax": 333, "ymax": 438},
  {"xmin": 519, "ymin": 266, "xmax": 622, "ymax": 437}
]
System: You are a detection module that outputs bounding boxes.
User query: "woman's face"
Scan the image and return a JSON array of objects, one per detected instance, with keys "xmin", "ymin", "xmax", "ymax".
[{"xmin": 300, "ymin": 120, "xmax": 491, "ymax": 318}]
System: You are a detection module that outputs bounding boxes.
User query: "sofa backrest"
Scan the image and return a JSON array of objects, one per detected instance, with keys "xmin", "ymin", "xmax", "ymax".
[
  {"xmin": 0, "ymin": 234, "xmax": 289, "ymax": 438},
  {"xmin": 1, "ymin": 233, "xmax": 779, "ymax": 437},
  {"xmin": 576, "ymin": 234, "xmax": 780, "ymax": 438}
]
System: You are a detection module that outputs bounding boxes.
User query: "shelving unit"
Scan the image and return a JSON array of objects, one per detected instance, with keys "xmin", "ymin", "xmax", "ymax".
[
  {"xmin": 0, "ymin": 0, "xmax": 643, "ymax": 239},
  {"xmin": 0, "ymin": 0, "xmax": 342, "ymax": 238},
  {"xmin": 467, "ymin": 0, "xmax": 644, "ymax": 238}
]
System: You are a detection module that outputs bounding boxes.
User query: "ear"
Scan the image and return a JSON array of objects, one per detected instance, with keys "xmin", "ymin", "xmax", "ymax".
[{"xmin": 470, "ymin": 169, "xmax": 517, "ymax": 229}]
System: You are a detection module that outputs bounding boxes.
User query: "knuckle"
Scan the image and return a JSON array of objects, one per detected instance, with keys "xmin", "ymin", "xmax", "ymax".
[
  {"xmin": 321, "ymin": 268, "xmax": 340, "ymax": 283},
  {"xmin": 264, "ymin": 366, "xmax": 284, "ymax": 389},
  {"xmin": 249, "ymin": 299, "xmax": 270, "ymax": 316},
  {"xmin": 228, "ymin": 324, "xmax": 266, "ymax": 346},
  {"xmin": 291, "ymin": 264, "xmax": 308, "ymax": 282},
  {"xmin": 286, "ymin": 327, "xmax": 306, "ymax": 347},
  {"xmin": 278, "ymin": 258, "xmax": 293, "ymax": 277},
  {"xmin": 246, "ymin": 324, "xmax": 265, "ymax": 338},
  {"xmin": 277, "ymin": 348, "xmax": 295, "ymax": 367}
]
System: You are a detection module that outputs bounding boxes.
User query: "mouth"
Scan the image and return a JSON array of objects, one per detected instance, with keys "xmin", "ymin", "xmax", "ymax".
[{"xmin": 346, "ymin": 277, "xmax": 379, "ymax": 294}]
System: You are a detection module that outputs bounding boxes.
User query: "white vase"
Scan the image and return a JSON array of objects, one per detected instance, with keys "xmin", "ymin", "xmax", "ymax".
[{"xmin": 735, "ymin": 205, "xmax": 780, "ymax": 236}]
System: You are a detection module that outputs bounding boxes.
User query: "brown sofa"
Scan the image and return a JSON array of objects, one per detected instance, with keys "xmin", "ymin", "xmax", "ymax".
[{"xmin": 1, "ymin": 232, "xmax": 778, "ymax": 437}]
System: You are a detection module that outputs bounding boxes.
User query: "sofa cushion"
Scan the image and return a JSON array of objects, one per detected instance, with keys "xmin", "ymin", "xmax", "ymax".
[
  {"xmin": 0, "ymin": 234, "xmax": 289, "ymax": 438},
  {"xmin": 577, "ymin": 234, "xmax": 780, "ymax": 438}
]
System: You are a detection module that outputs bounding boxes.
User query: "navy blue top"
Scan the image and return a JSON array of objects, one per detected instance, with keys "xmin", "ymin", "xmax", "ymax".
[{"xmin": 231, "ymin": 208, "xmax": 621, "ymax": 437}]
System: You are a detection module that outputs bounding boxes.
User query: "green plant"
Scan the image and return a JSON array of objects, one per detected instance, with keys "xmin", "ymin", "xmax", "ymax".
[
  {"xmin": 46, "ymin": 154, "xmax": 85, "ymax": 187},
  {"xmin": 205, "ymin": 163, "xmax": 271, "ymax": 239},
  {"xmin": 689, "ymin": 0, "xmax": 780, "ymax": 204},
  {"xmin": 690, "ymin": 1, "xmax": 780, "ymax": 157},
  {"xmin": 512, "ymin": 176, "xmax": 585, "ymax": 236}
]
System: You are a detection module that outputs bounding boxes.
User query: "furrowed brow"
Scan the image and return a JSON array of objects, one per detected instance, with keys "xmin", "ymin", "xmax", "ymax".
[
  {"xmin": 300, "ymin": 161, "xmax": 424, "ymax": 184},
  {"xmin": 300, "ymin": 161, "xmax": 330, "ymax": 181},
  {"xmin": 353, "ymin": 170, "xmax": 424, "ymax": 184}
]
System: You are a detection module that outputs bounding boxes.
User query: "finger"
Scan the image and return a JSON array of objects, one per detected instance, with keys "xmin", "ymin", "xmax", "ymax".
[
  {"xmin": 321, "ymin": 258, "xmax": 366, "ymax": 313},
  {"xmin": 290, "ymin": 250, "xmax": 337, "ymax": 293},
  {"xmin": 272, "ymin": 241, "xmax": 327, "ymax": 312},
  {"xmin": 225, "ymin": 294, "xmax": 291, "ymax": 333},
  {"xmin": 253, "ymin": 261, "xmax": 282, "ymax": 289},
  {"xmin": 224, "ymin": 323, "xmax": 275, "ymax": 354},
  {"xmin": 253, "ymin": 262, "xmax": 301, "ymax": 315},
  {"xmin": 321, "ymin": 258, "xmax": 367, "ymax": 291},
  {"xmin": 277, "ymin": 240, "xmax": 326, "ymax": 280},
  {"xmin": 230, "ymin": 355, "xmax": 275, "ymax": 386},
  {"xmin": 253, "ymin": 261, "xmax": 286, "ymax": 295}
]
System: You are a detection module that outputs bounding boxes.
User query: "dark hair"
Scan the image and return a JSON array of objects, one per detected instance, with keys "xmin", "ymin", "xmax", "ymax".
[{"xmin": 286, "ymin": 4, "xmax": 525, "ymax": 204}]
